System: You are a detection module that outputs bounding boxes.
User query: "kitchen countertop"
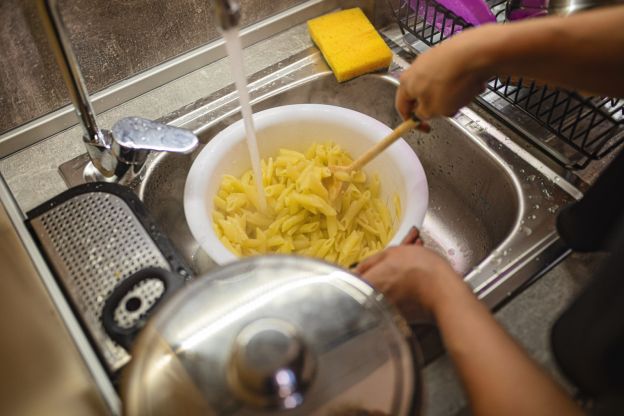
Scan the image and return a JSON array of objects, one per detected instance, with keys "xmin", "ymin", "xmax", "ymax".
[
  {"xmin": 0, "ymin": 197, "xmax": 109, "ymax": 416},
  {"xmin": 0, "ymin": 20, "xmax": 612, "ymax": 416},
  {"xmin": 422, "ymin": 251, "xmax": 604, "ymax": 416}
]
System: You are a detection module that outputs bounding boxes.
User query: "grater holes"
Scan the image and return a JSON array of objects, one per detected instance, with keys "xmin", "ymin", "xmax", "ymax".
[{"xmin": 32, "ymin": 192, "xmax": 170, "ymax": 371}]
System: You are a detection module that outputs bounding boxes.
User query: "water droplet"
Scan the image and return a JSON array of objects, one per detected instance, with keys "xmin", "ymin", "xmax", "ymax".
[
  {"xmin": 533, "ymin": 204, "xmax": 540, "ymax": 209},
  {"xmin": 522, "ymin": 226, "xmax": 533, "ymax": 236},
  {"xmin": 526, "ymin": 174, "xmax": 536, "ymax": 182},
  {"xmin": 542, "ymin": 188, "xmax": 554, "ymax": 200},
  {"xmin": 548, "ymin": 205, "xmax": 559, "ymax": 213},
  {"xmin": 519, "ymin": 168, "xmax": 525, "ymax": 174},
  {"xmin": 528, "ymin": 214, "xmax": 537, "ymax": 220}
]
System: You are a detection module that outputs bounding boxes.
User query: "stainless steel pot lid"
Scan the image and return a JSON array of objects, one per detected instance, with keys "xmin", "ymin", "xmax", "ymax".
[{"xmin": 122, "ymin": 256, "xmax": 421, "ymax": 415}]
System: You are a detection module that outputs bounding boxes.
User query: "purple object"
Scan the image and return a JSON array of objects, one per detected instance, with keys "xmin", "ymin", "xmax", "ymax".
[
  {"xmin": 506, "ymin": 0, "xmax": 549, "ymax": 20},
  {"xmin": 409, "ymin": 0, "xmax": 496, "ymax": 37},
  {"xmin": 507, "ymin": 7, "xmax": 548, "ymax": 20},
  {"xmin": 437, "ymin": 0, "xmax": 497, "ymax": 25}
]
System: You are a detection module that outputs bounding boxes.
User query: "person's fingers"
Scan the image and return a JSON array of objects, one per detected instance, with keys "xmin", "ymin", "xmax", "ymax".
[
  {"xmin": 353, "ymin": 249, "xmax": 388, "ymax": 275},
  {"xmin": 359, "ymin": 261, "xmax": 394, "ymax": 291},
  {"xmin": 412, "ymin": 96, "xmax": 432, "ymax": 120},
  {"xmin": 401, "ymin": 226, "xmax": 420, "ymax": 245},
  {"xmin": 395, "ymin": 84, "xmax": 415, "ymax": 121}
]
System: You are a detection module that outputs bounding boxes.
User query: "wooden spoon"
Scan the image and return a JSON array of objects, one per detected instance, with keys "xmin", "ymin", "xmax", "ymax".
[
  {"xmin": 328, "ymin": 116, "xmax": 430, "ymax": 200},
  {"xmin": 332, "ymin": 116, "xmax": 430, "ymax": 175}
]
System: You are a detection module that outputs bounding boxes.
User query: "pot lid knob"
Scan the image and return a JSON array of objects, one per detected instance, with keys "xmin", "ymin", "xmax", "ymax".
[{"xmin": 227, "ymin": 318, "xmax": 316, "ymax": 410}]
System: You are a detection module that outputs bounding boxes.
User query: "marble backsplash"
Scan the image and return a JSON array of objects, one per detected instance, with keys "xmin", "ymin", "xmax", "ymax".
[{"xmin": 0, "ymin": 0, "xmax": 307, "ymax": 135}]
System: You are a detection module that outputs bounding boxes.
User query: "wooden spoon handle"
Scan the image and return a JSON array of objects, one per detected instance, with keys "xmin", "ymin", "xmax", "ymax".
[{"xmin": 346, "ymin": 118, "xmax": 428, "ymax": 173}]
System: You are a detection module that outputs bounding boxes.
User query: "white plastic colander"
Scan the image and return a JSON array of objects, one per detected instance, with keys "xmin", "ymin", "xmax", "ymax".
[{"xmin": 184, "ymin": 104, "xmax": 429, "ymax": 264}]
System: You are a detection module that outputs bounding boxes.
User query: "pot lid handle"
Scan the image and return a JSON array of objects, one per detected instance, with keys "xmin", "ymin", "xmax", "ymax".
[{"xmin": 226, "ymin": 318, "xmax": 316, "ymax": 410}]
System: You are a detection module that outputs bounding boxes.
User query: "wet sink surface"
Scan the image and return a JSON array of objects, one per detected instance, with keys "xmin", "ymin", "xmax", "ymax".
[{"xmin": 139, "ymin": 49, "xmax": 580, "ymax": 308}]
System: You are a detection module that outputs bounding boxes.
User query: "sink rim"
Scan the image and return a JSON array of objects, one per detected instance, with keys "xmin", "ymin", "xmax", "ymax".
[{"xmin": 132, "ymin": 46, "xmax": 582, "ymax": 309}]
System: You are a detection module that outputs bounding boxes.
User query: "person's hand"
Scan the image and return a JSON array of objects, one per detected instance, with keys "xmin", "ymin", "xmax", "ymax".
[
  {"xmin": 354, "ymin": 240, "xmax": 468, "ymax": 323},
  {"xmin": 395, "ymin": 24, "xmax": 499, "ymax": 121}
]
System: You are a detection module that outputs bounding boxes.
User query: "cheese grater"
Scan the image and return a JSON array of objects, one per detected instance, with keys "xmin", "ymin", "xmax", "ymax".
[{"xmin": 27, "ymin": 183, "xmax": 192, "ymax": 375}]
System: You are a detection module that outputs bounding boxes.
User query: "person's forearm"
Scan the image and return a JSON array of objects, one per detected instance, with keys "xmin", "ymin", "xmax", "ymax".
[
  {"xmin": 432, "ymin": 278, "xmax": 583, "ymax": 416},
  {"xmin": 473, "ymin": 5, "xmax": 624, "ymax": 97}
]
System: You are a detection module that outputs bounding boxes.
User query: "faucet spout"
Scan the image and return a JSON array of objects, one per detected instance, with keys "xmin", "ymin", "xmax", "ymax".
[
  {"xmin": 214, "ymin": 0, "xmax": 241, "ymax": 31},
  {"xmin": 36, "ymin": 0, "xmax": 198, "ymax": 183},
  {"xmin": 37, "ymin": 0, "xmax": 104, "ymax": 148}
]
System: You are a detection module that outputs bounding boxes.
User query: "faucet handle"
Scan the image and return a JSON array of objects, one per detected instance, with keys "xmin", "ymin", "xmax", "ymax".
[{"xmin": 111, "ymin": 117, "xmax": 198, "ymax": 154}]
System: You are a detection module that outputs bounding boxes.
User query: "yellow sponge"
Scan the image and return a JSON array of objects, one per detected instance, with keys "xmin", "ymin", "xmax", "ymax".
[{"xmin": 307, "ymin": 8, "xmax": 393, "ymax": 82}]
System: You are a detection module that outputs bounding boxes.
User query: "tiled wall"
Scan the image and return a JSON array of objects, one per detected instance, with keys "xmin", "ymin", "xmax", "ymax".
[{"xmin": 0, "ymin": 0, "xmax": 306, "ymax": 134}]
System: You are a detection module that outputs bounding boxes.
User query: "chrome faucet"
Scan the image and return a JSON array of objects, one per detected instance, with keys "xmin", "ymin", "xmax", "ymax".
[
  {"xmin": 37, "ymin": 0, "xmax": 199, "ymax": 183},
  {"xmin": 214, "ymin": 0, "xmax": 241, "ymax": 31}
]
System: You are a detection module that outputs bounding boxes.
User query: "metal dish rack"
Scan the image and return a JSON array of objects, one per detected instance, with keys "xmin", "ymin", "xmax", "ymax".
[{"xmin": 388, "ymin": 0, "xmax": 624, "ymax": 169}]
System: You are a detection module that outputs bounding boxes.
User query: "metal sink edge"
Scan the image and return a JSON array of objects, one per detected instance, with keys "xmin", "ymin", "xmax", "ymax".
[{"xmin": 130, "ymin": 47, "xmax": 582, "ymax": 309}]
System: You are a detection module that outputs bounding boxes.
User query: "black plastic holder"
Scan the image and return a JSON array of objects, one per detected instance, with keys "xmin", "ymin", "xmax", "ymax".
[{"xmin": 388, "ymin": 0, "xmax": 624, "ymax": 169}]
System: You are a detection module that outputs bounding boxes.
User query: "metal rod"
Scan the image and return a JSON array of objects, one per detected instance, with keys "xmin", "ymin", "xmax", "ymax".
[
  {"xmin": 545, "ymin": 90, "xmax": 561, "ymax": 124},
  {"xmin": 534, "ymin": 88, "xmax": 554, "ymax": 116},
  {"xmin": 576, "ymin": 110, "xmax": 601, "ymax": 148},
  {"xmin": 513, "ymin": 77, "xmax": 523, "ymax": 103},
  {"xmin": 503, "ymin": 76, "xmax": 511, "ymax": 95},
  {"xmin": 37, "ymin": 0, "xmax": 103, "ymax": 145},
  {"xmin": 440, "ymin": 14, "xmax": 448, "ymax": 41},
  {"xmin": 523, "ymin": 81, "xmax": 536, "ymax": 109},
  {"xmin": 595, "ymin": 127, "xmax": 624, "ymax": 157}
]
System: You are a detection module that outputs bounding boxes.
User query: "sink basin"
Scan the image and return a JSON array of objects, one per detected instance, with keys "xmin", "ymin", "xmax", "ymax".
[{"xmin": 138, "ymin": 47, "xmax": 581, "ymax": 308}]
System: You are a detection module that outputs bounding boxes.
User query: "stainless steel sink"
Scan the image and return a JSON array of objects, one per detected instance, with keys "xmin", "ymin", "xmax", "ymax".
[{"xmin": 136, "ymin": 47, "xmax": 582, "ymax": 308}]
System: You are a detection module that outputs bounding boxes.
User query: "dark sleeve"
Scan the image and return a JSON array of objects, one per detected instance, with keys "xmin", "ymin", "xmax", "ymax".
[
  {"xmin": 556, "ymin": 149, "xmax": 624, "ymax": 252},
  {"xmin": 551, "ymin": 220, "xmax": 624, "ymax": 415}
]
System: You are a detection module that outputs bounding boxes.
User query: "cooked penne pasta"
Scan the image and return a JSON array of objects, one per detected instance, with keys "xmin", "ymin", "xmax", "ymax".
[{"xmin": 212, "ymin": 142, "xmax": 401, "ymax": 267}]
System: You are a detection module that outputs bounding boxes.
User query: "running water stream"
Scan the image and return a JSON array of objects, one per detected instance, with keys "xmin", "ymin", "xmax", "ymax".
[{"xmin": 222, "ymin": 28, "xmax": 267, "ymax": 211}]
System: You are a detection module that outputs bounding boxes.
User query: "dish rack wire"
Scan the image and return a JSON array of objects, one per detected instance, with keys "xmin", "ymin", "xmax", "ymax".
[{"xmin": 388, "ymin": 0, "xmax": 624, "ymax": 169}]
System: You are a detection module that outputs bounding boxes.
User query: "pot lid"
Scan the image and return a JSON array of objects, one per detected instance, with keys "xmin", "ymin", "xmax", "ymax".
[{"xmin": 122, "ymin": 256, "xmax": 420, "ymax": 415}]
